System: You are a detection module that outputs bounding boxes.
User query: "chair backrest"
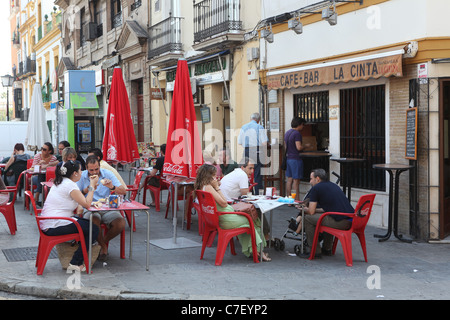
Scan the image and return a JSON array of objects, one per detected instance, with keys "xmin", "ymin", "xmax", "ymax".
[
  {"xmin": 195, "ymin": 190, "xmax": 220, "ymax": 229},
  {"xmin": 24, "ymin": 190, "xmax": 42, "ymax": 220},
  {"xmin": 27, "ymin": 159, "xmax": 33, "ymax": 169},
  {"xmin": 10, "ymin": 171, "xmax": 25, "ymax": 205},
  {"xmin": 133, "ymin": 170, "xmax": 145, "ymax": 188},
  {"xmin": 45, "ymin": 166, "xmax": 56, "ymax": 182},
  {"xmin": 351, "ymin": 194, "xmax": 376, "ymax": 233}
]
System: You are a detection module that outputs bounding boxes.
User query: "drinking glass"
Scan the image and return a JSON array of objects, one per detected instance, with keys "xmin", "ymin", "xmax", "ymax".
[{"xmin": 291, "ymin": 190, "xmax": 297, "ymax": 199}]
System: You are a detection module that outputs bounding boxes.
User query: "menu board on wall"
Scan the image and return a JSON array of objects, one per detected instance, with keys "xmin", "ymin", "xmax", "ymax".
[{"xmin": 405, "ymin": 107, "xmax": 418, "ymax": 160}]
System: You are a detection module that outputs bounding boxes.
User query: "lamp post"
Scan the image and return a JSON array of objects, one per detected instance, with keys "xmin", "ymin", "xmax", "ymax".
[{"xmin": 1, "ymin": 74, "xmax": 14, "ymax": 121}]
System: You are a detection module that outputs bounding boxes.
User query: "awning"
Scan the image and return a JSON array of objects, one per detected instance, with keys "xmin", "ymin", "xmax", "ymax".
[{"xmin": 267, "ymin": 45, "xmax": 406, "ymax": 90}]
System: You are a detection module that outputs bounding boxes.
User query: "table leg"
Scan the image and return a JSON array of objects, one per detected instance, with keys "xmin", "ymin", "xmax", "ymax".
[
  {"xmin": 374, "ymin": 170, "xmax": 394, "ymax": 241},
  {"xmin": 301, "ymin": 207, "xmax": 305, "ymax": 254},
  {"xmin": 88, "ymin": 213, "xmax": 93, "ymax": 274},
  {"xmin": 260, "ymin": 211, "xmax": 264, "ymax": 262},
  {"xmin": 130, "ymin": 210, "xmax": 133, "ymax": 259},
  {"xmin": 146, "ymin": 210, "xmax": 150, "ymax": 271},
  {"xmin": 393, "ymin": 170, "xmax": 413, "ymax": 243}
]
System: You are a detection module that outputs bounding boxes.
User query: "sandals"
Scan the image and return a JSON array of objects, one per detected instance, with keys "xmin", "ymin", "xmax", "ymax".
[{"xmin": 257, "ymin": 252, "xmax": 271, "ymax": 262}]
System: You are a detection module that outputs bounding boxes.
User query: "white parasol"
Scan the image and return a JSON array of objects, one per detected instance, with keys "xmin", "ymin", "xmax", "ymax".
[{"xmin": 25, "ymin": 83, "xmax": 51, "ymax": 151}]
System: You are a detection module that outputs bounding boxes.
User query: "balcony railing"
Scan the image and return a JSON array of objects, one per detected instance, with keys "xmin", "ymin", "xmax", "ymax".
[
  {"xmin": 17, "ymin": 57, "xmax": 36, "ymax": 78},
  {"xmin": 194, "ymin": 0, "xmax": 242, "ymax": 43},
  {"xmin": 148, "ymin": 17, "xmax": 183, "ymax": 60},
  {"xmin": 131, "ymin": 0, "xmax": 142, "ymax": 11}
]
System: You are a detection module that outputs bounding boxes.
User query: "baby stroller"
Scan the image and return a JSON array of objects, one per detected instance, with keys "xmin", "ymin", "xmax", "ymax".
[{"xmin": 273, "ymin": 193, "xmax": 310, "ymax": 256}]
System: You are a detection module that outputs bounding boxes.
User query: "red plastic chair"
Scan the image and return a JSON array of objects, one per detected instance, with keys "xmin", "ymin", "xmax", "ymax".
[
  {"xmin": 45, "ymin": 166, "xmax": 56, "ymax": 182},
  {"xmin": 42, "ymin": 166, "xmax": 57, "ymax": 202},
  {"xmin": 123, "ymin": 170, "xmax": 145, "ymax": 231},
  {"xmin": 0, "ymin": 171, "xmax": 25, "ymax": 235},
  {"xmin": 27, "ymin": 159, "xmax": 33, "ymax": 169},
  {"xmin": 100, "ymin": 220, "xmax": 126, "ymax": 259},
  {"xmin": 195, "ymin": 190, "xmax": 259, "ymax": 266},
  {"xmin": 309, "ymin": 193, "xmax": 376, "ymax": 267},
  {"xmin": 24, "ymin": 159, "xmax": 35, "ymax": 210},
  {"xmin": 24, "ymin": 190, "xmax": 91, "ymax": 275},
  {"xmin": 142, "ymin": 175, "xmax": 168, "ymax": 212}
]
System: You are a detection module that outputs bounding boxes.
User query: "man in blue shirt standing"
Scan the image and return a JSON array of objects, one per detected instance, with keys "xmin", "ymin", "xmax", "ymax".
[
  {"xmin": 77, "ymin": 155, "xmax": 127, "ymax": 261},
  {"xmin": 237, "ymin": 113, "xmax": 268, "ymax": 195}
]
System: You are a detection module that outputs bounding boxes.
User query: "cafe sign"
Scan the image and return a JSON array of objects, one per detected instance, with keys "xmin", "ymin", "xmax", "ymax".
[{"xmin": 267, "ymin": 51, "xmax": 403, "ymax": 90}]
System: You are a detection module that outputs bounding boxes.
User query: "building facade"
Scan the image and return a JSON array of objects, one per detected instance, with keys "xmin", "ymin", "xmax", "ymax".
[
  {"xmin": 259, "ymin": 0, "xmax": 450, "ymax": 241},
  {"xmin": 55, "ymin": 0, "xmax": 263, "ymax": 161}
]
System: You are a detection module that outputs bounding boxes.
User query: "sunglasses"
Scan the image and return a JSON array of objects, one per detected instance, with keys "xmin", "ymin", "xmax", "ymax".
[{"xmin": 41, "ymin": 148, "xmax": 49, "ymax": 151}]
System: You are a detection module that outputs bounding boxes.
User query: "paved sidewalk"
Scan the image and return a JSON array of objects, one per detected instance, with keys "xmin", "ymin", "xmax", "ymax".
[{"xmin": 0, "ymin": 187, "xmax": 450, "ymax": 300}]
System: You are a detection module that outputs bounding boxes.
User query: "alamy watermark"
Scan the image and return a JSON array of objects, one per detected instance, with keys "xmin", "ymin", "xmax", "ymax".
[{"xmin": 366, "ymin": 265, "xmax": 381, "ymax": 290}]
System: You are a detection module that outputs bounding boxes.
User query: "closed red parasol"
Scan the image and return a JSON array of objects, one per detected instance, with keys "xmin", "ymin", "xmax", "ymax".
[
  {"xmin": 163, "ymin": 59, "xmax": 203, "ymax": 178},
  {"xmin": 102, "ymin": 67, "xmax": 140, "ymax": 164}
]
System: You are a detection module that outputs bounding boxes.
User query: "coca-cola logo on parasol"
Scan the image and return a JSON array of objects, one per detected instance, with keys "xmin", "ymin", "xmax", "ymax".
[{"xmin": 163, "ymin": 163, "xmax": 185, "ymax": 175}]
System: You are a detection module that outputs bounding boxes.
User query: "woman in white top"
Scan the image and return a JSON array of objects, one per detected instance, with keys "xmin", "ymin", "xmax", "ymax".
[{"xmin": 40, "ymin": 160, "xmax": 99, "ymax": 271}]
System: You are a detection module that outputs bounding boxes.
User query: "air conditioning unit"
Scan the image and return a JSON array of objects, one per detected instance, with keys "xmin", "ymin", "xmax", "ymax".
[{"xmin": 83, "ymin": 22, "xmax": 98, "ymax": 41}]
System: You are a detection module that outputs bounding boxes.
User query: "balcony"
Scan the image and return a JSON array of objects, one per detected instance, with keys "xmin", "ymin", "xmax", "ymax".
[
  {"xmin": 17, "ymin": 57, "xmax": 36, "ymax": 79},
  {"xmin": 193, "ymin": 0, "xmax": 244, "ymax": 51},
  {"xmin": 148, "ymin": 17, "xmax": 183, "ymax": 66}
]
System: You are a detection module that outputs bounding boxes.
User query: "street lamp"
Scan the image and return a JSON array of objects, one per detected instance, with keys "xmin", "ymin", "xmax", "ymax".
[{"xmin": 1, "ymin": 74, "xmax": 14, "ymax": 121}]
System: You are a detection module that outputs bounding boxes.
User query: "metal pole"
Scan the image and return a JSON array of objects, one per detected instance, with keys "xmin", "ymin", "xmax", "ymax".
[{"xmin": 6, "ymin": 88, "xmax": 9, "ymax": 121}]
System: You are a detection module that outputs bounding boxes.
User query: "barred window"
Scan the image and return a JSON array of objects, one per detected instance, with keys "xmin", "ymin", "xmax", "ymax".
[
  {"xmin": 294, "ymin": 91, "xmax": 329, "ymax": 123},
  {"xmin": 340, "ymin": 85, "xmax": 386, "ymax": 191}
]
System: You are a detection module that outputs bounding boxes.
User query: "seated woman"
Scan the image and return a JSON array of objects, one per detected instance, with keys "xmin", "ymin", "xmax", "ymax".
[
  {"xmin": 39, "ymin": 160, "xmax": 100, "ymax": 272},
  {"xmin": 3, "ymin": 143, "xmax": 31, "ymax": 186},
  {"xmin": 32, "ymin": 142, "xmax": 59, "ymax": 205},
  {"xmin": 194, "ymin": 164, "xmax": 270, "ymax": 261},
  {"xmin": 61, "ymin": 147, "xmax": 79, "ymax": 165}
]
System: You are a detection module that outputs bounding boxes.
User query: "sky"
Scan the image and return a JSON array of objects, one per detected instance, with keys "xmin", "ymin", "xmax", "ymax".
[{"xmin": 0, "ymin": 1, "xmax": 12, "ymax": 77}]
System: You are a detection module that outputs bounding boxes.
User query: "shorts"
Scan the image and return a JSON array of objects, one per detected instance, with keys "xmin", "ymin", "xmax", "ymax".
[
  {"xmin": 83, "ymin": 210, "xmax": 123, "ymax": 228},
  {"xmin": 286, "ymin": 159, "xmax": 303, "ymax": 180}
]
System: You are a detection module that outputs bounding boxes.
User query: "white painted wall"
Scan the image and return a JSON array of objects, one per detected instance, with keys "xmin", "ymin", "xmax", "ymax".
[{"xmin": 260, "ymin": 0, "xmax": 449, "ymax": 70}]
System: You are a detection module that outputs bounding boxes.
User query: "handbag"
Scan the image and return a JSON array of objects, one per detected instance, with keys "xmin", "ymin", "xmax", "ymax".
[{"xmin": 231, "ymin": 202, "xmax": 259, "ymax": 221}]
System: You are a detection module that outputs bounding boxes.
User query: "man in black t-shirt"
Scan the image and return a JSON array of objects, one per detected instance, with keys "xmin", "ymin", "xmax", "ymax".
[{"xmin": 300, "ymin": 169, "xmax": 354, "ymax": 258}]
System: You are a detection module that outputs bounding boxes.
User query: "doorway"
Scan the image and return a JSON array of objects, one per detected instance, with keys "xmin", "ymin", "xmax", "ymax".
[{"xmin": 440, "ymin": 80, "xmax": 450, "ymax": 238}]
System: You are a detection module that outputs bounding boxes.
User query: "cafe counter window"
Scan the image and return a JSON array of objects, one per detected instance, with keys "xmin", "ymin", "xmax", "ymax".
[{"xmin": 294, "ymin": 90, "xmax": 330, "ymax": 181}]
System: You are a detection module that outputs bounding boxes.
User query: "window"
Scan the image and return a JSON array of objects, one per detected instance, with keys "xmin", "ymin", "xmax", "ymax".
[
  {"xmin": 94, "ymin": 0, "xmax": 104, "ymax": 37},
  {"xmin": 80, "ymin": 7, "xmax": 87, "ymax": 46},
  {"xmin": 294, "ymin": 91, "xmax": 329, "ymax": 123},
  {"xmin": 155, "ymin": 0, "xmax": 161, "ymax": 12},
  {"xmin": 340, "ymin": 85, "xmax": 386, "ymax": 191},
  {"xmin": 111, "ymin": 0, "xmax": 122, "ymax": 29}
]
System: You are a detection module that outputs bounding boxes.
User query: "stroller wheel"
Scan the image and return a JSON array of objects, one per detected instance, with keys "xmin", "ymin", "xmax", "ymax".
[
  {"xmin": 279, "ymin": 239, "xmax": 285, "ymax": 251},
  {"xmin": 294, "ymin": 245, "xmax": 301, "ymax": 256},
  {"xmin": 274, "ymin": 238, "xmax": 281, "ymax": 251}
]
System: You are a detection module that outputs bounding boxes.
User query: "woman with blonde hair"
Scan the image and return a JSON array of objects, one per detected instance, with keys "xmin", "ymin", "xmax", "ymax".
[{"xmin": 194, "ymin": 164, "xmax": 270, "ymax": 261}]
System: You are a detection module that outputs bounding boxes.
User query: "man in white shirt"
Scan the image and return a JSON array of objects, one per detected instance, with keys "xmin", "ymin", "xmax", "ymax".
[
  {"xmin": 219, "ymin": 157, "xmax": 270, "ymax": 240},
  {"xmin": 219, "ymin": 158, "xmax": 254, "ymax": 201}
]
